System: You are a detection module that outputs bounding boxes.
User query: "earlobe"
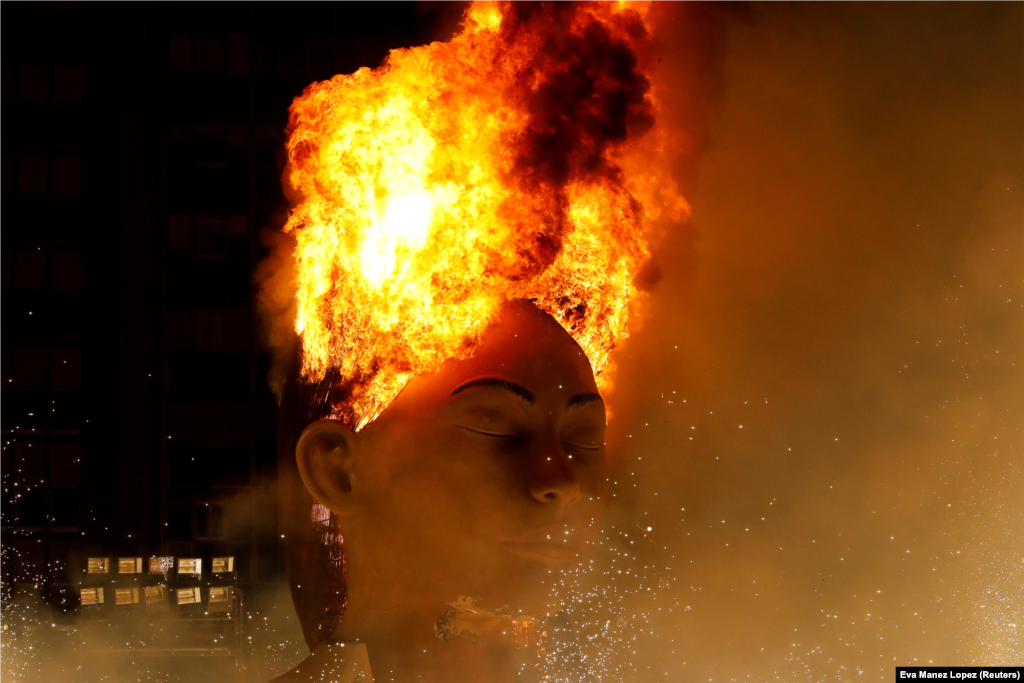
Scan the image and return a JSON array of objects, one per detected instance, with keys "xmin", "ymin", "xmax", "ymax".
[{"xmin": 295, "ymin": 419, "xmax": 359, "ymax": 517}]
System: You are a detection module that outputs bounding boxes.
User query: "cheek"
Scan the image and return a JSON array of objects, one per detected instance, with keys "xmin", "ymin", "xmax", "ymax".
[{"xmin": 365, "ymin": 431, "xmax": 526, "ymax": 541}]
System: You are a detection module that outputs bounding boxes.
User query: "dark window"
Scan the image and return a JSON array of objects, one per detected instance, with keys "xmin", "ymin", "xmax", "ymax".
[
  {"xmin": 227, "ymin": 127, "xmax": 248, "ymax": 167},
  {"xmin": 1, "ymin": 156, "xmax": 11, "ymax": 196},
  {"xmin": 169, "ymin": 447, "xmax": 192, "ymax": 487},
  {"xmin": 192, "ymin": 447, "xmax": 250, "ymax": 487},
  {"xmin": 196, "ymin": 503, "xmax": 224, "ymax": 539},
  {"xmin": 168, "ymin": 137, "xmax": 192, "ymax": 210},
  {"xmin": 15, "ymin": 440, "xmax": 46, "ymax": 486},
  {"xmin": 193, "ymin": 79, "xmax": 226, "ymax": 122},
  {"xmin": 17, "ymin": 63, "xmax": 48, "ymax": 104},
  {"xmin": 52, "ymin": 488, "xmax": 78, "ymax": 527},
  {"xmin": 51, "ymin": 391, "xmax": 81, "ymax": 430},
  {"xmin": 168, "ymin": 215, "xmax": 192, "ymax": 251},
  {"xmin": 50, "ymin": 295, "xmax": 82, "ymax": 335},
  {"xmin": 193, "ymin": 167, "xmax": 226, "ymax": 213},
  {"xmin": 17, "ymin": 488, "xmax": 46, "ymax": 527},
  {"xmin": 53, "ymin": 109, "xmax": 84, "ymax": 146},
  {"xmin": 254, "ymin": 168, "xmax": 282, "ymax": 208},
  {"xmin": 1, "ymin": 391, "xmax": 13, "ymax": 430},
  {"xmin": 50, "ymin": 251, "xmax": 82, "ymax": 291},
  {"xmin": 14, "ymin": 346, "xmax": 46, "ymax": 387},
  {"xmin": 0, "ymin": 63, "xmax": 10, "ymax": 102},
  {"xmin": 168, "ymin": 504, "xmax": 192, "ymax": 540},
  {"xmin": 49, "ymin": 442, "xmax": 80, "ymax": 486},
  {"xmin": 195, "ymin": 218, "xmax": 226, "ymax": 256},
  {"xmin": 52, "ymin": 64, "xmax": 83, "ymax": 105},
  {"xmin": 228, "ymin": 35, "xmax": 248, "ymax": 77},
  {"xmin": 17, "ymin": 391, "xmax": 48, "ymax": 431},
  {"xmin": 226, "ymin": 170, "xmax": 249, "ymax": 213},
  {"xmin": 16, "ymin": 249, "xmax": 47, "ymax": 290},
  {"xmin": 225, "ymin": 80, "xmax": 249, "ymax": 119},
  {"xmin": 16, "ymin": 156, "xmax": 47, "ymax": 196},
  {"xmin": 50, "ymin": 346, "xmax": 82, "ymax": 388},
  {"xmin": 168, "ymin": 353, "xmax": 250, "ymax": 394},
  {"xmin": 0, "ymin": 253, "xmax": 9, "ymax": 290},
  {"xmin": 194, "ymin": 128, "xmax": 225, "ymax": 165},
  {"xmin": 7, "ymin": 297, "xmax": 49, "ymax": 336},
  {"xmin": 51, "ymin": 157, "xmax": 82, "ymax": 198},
  {"xmin": 169, "ymin": 34, "xmax": 191, "ymax": 74}
]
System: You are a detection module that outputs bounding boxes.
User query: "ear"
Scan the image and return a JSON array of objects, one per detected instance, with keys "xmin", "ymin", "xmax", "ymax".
[{"xmin": 295, "ymin": 419, "xmax": 360, "ymax": 518}]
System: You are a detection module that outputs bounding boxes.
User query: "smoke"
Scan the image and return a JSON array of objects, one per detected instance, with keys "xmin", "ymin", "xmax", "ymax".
[
  {"xmin": 6, "ymin": 4, "xmax": 1019, "ymax": 682},
  {"xmin": 1, "ymin": 490, "xmax": 309, "ymax": 682},
  {"xmin": 254, "ymin": 220, "xmax": 298, "ymax": 400},
  {"xmin": 600, "ymin": 2, "xmax": 1023, "ymax": 679}
]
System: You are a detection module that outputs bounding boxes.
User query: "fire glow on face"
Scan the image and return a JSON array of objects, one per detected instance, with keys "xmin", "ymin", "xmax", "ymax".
[{"xmin": 281, "ymin": 1, "xmax": 687, "ymax": 429}]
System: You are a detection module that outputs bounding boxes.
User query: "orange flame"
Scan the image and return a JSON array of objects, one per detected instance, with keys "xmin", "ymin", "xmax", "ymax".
[{"xmin": 281, "ymin": 2, "xmax": 686, "ymax": 429}]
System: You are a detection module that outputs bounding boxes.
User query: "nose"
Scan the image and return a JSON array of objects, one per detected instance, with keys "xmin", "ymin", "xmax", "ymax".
[{"xmin": 528, "ymin": 448, "xmax": 581, "ymax": 507}]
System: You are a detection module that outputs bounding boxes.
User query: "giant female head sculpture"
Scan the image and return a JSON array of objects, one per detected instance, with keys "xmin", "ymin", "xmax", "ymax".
[
  {"xmin": 278, "ymin": 300, "xmax": 608, "ymax": 679},
  {"xmin": 262, "ymin": 2, "xmax": 685, "ymax": 679}
]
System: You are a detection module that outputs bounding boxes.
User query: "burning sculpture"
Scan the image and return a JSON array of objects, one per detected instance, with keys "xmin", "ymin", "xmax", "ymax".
[{"xmin": 263, "ymin": 2, "xmax": 683, "ymax": 680}]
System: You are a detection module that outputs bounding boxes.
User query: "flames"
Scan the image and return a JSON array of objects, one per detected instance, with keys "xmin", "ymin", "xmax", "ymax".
[{"xmin": 281, "ymin": 1, "xmax": 686, "ymax": 429}]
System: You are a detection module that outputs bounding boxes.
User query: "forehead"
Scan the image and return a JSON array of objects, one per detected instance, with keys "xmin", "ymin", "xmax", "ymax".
[{"xmin": 385, "ymin": 302, "xmax": 598, "ymax": 415}]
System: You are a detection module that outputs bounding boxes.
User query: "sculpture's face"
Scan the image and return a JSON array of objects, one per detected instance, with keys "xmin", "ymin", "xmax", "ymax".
[{"xmin": 299, "ymin": 302, "xmax": 608, "ymax": 618}]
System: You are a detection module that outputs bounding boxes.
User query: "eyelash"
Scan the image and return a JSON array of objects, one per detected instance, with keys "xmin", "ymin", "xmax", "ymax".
[
  {"xmin": 563, "ymin": 441, "xmax": 602, "ymax": 452},
  {"xmin": 456, "ymin": 425, "xmax": 517, "ymax": 438},
  {"xmin": 456, "ymin": 426, "xmax": 603, "ymax": 452}
]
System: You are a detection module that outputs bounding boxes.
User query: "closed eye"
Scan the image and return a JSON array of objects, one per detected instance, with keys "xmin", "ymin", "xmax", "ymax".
[
  {"xmin": 562, "ymin": 440, "xmax": 602, "ymax": 451},
  {"xmin": 456, "ymin": 424, "xmax": 517, "ymax": 438}
]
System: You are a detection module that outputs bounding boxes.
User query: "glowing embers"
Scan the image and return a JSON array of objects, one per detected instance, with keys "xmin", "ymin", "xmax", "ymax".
[
  {"xmin": 177, "ymin": 558, "xmax": 202, "ymax": 577},
  {"xmin": 148, "ymin": 556, "xmax": 174, "ymax": 574},
  {"xmin": 115, "ymin": 588, "xmax": 139, "ymax": 605},
  {"xmin": 211, "ymin": 556, "xmax": 234, "ymax": 573},
  {"xmin": 176, "ymin": 587, "xmax": 202, "ymax": 606},
  {"xmin": 434, "ymin": 596, "xmax": 541, "ymax": 646},
  {"xmin": 87, "ymin": 557, "xmax": 109, "ymax": 574},
  {"xmin": 118, "ymin": 557, "xmax": 143, "ymax": 574},
  {"xmin": 80, "ymin": 587, "xmax": 104, "ymax": 605}
]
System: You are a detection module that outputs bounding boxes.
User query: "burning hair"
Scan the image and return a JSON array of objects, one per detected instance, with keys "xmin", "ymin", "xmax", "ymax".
[{"xmin": 274, "ymin": 1, "xmax": 685, "ymax": 432}]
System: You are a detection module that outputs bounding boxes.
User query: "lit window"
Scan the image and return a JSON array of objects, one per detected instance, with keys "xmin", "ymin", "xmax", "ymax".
[
  {"xmin": 144, "ymin": 584, "xmax": 168, "ymax": 609},
  {"xmin": 177, "ymin": 558, "xmax": 202, "ymax": 577},
  {"xmin": 211, "ymin": 557, "xmax": 234, "ymax": 573},
  {"xmin": 176, "ymin": 587, "xmax": 201, "ymax": 605},
  {"xmin": 148, "ymin": 557, "xmax": 174, "ymax": 574},
  {"xmin": 87, "ymin": 558, "xmax": 109, "ymax": 574},
  {"xmin": 118, "ymin": 558, "xmax": 143, "ymax": 574},
  {"xmin": 208, "ymin": 586, "xmax": 234, "ymax": 612}
]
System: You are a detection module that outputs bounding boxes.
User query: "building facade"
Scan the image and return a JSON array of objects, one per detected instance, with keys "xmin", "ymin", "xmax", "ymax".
[{"xmin": 2, "ymin": 3, "xmax": 450, "ymax": 678}]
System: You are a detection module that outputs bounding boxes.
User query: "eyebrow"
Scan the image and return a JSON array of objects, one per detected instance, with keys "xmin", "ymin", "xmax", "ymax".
[
  {"xmin": 567, "ymin": 392, "xmax": 603, "ymax": 409},
  {"xmin": 450, "ymin": 378, "xmax": 536, "ymax": 405}
]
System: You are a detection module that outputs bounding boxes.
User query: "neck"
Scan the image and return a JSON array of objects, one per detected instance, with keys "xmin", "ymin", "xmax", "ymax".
[{"xmin": 332, "ymin": 554, "xmax": 531, "ymax": 683}]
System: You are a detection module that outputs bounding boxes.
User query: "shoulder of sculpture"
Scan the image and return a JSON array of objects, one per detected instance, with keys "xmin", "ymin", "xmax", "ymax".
[{"xmin": 269, "ymin": 642, "xmax": 373, "ymax": 683}]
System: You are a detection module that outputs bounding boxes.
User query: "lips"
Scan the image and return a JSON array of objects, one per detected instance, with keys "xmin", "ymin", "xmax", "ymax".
[{"xmin": 501, "ymin": 525, "xmax": 584, "ymax": 563}]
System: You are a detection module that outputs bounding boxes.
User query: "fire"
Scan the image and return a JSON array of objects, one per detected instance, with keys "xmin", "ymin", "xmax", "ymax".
[{"xmin": 281, "ymin": 1, "xmax": 686, "ymax": 429}]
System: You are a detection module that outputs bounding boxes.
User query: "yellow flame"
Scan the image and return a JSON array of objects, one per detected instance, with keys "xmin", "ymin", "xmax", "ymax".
[{"xmin": 282, "ymin": 1, "xmax": 685, "ymax": 428}]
